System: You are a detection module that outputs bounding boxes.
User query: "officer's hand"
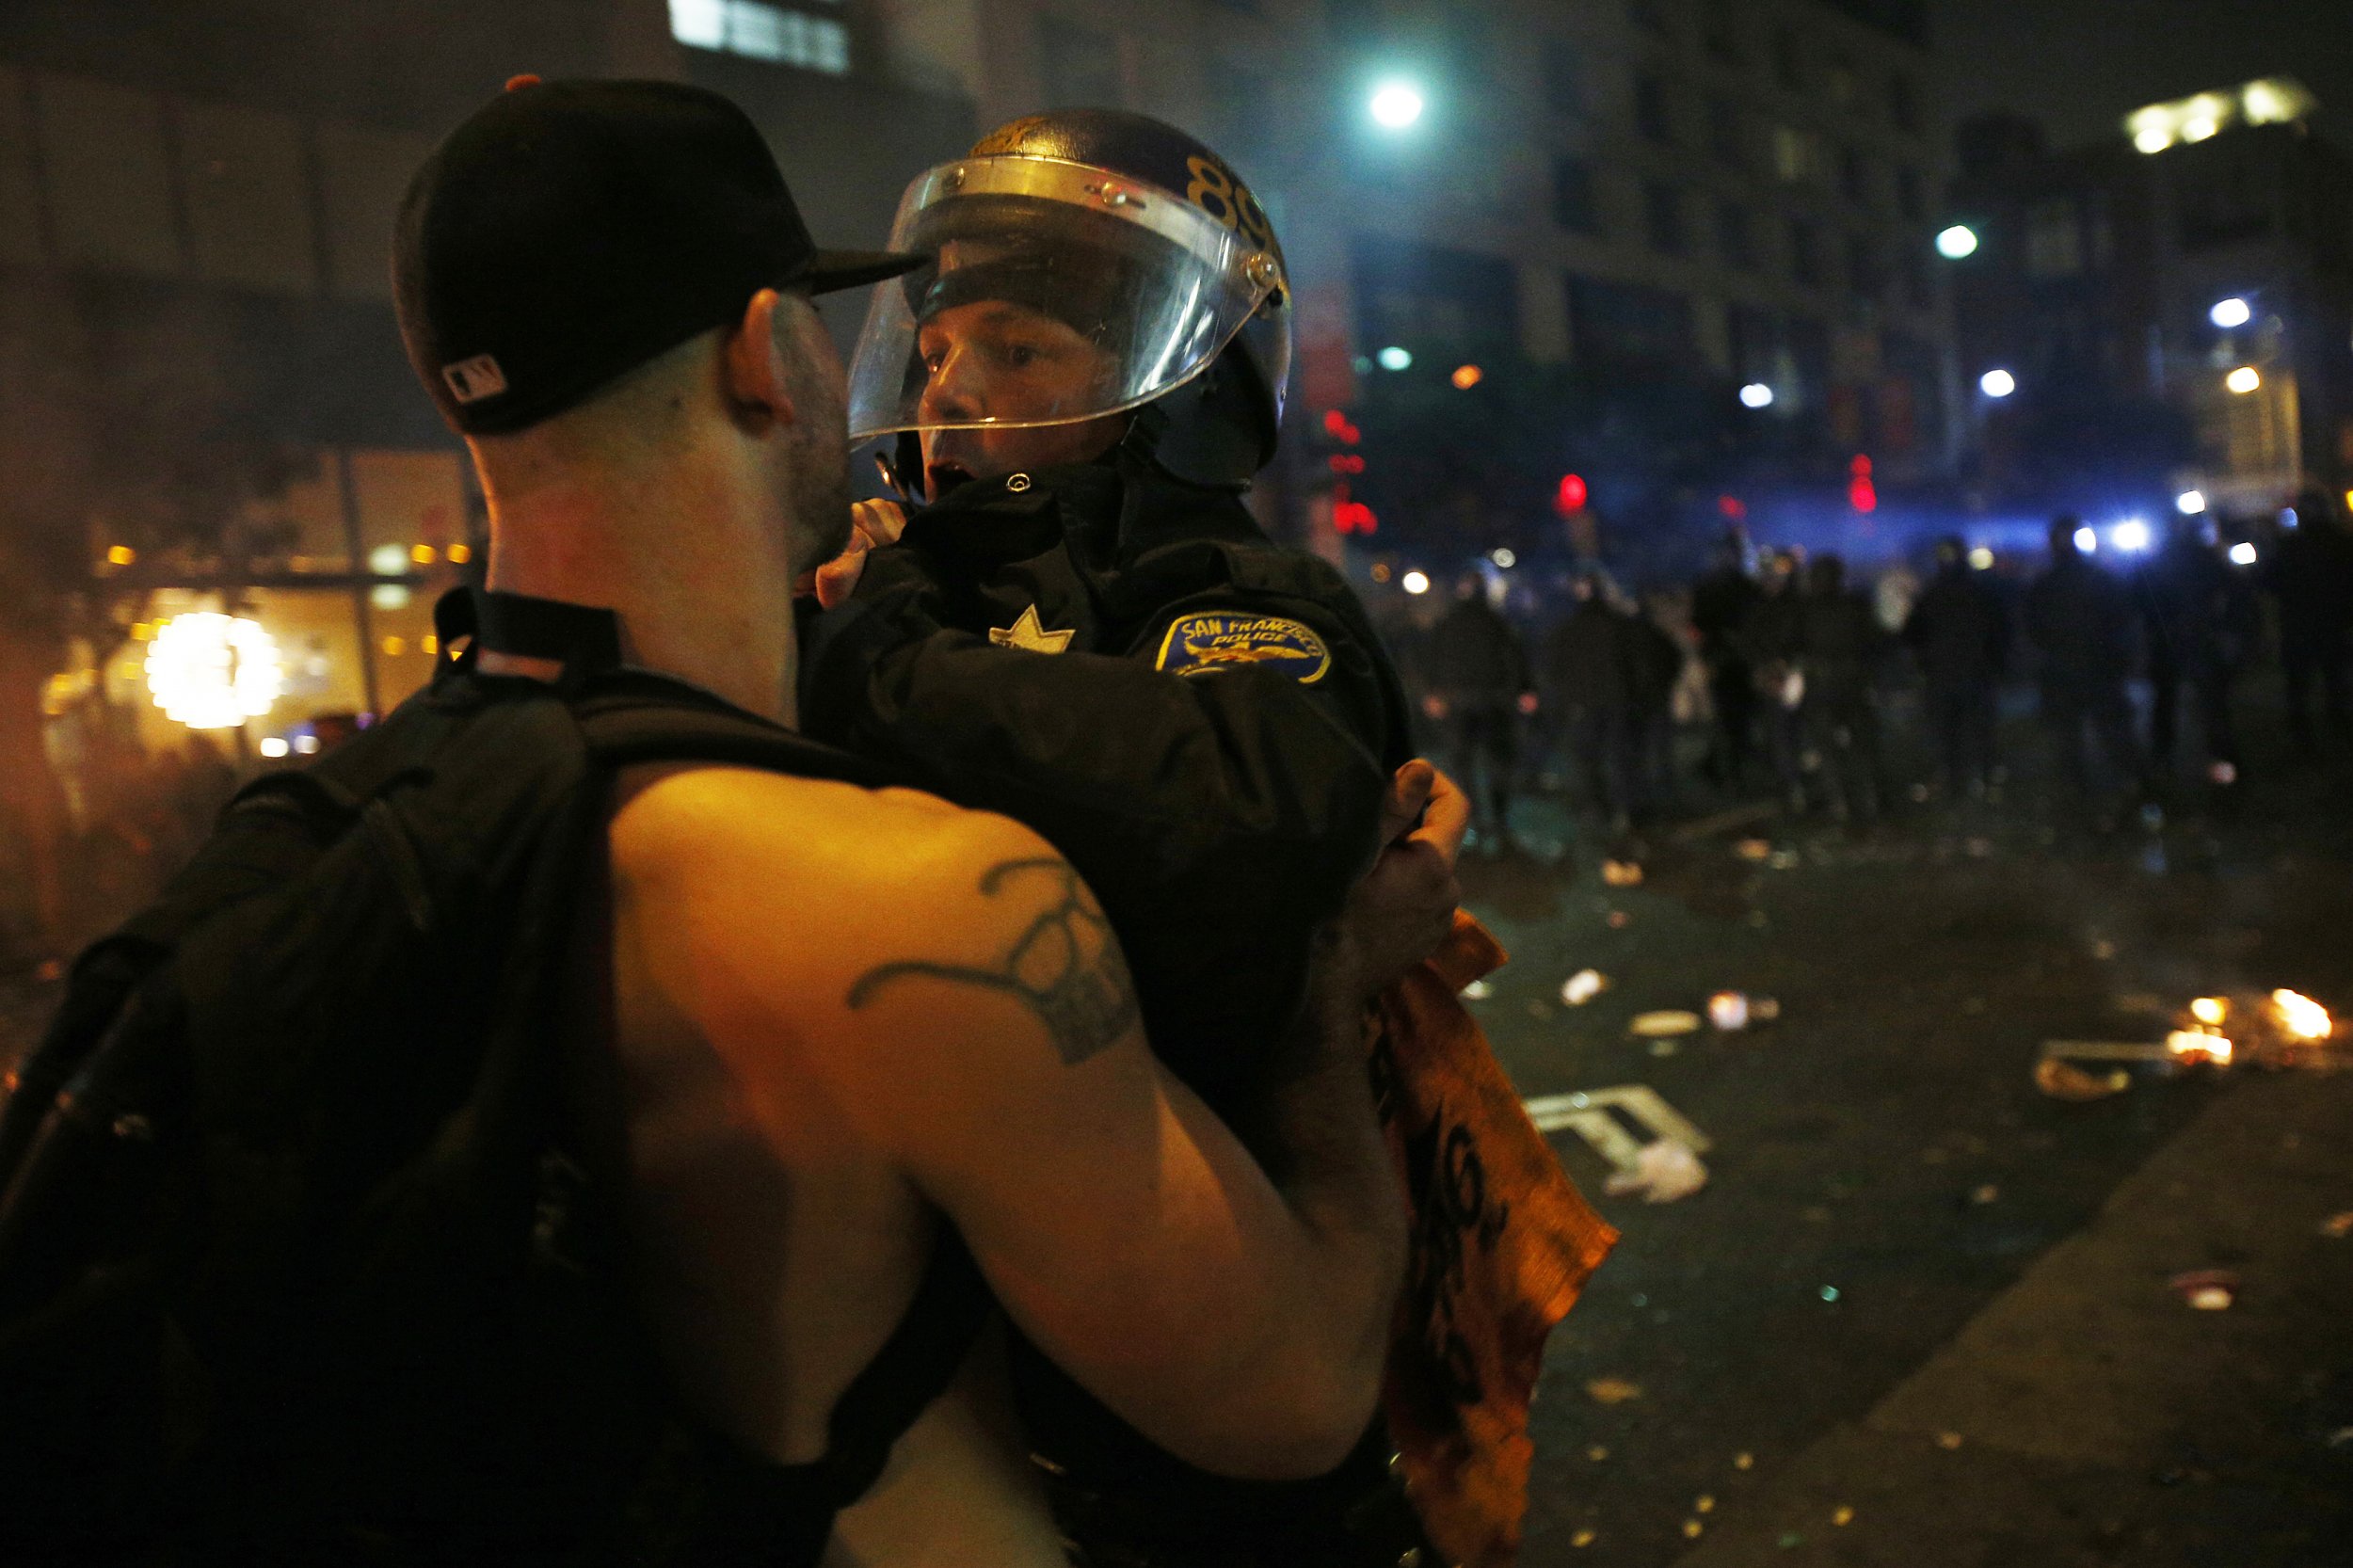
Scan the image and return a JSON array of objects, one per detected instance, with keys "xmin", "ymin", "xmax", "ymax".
[
  {"xmin": 1331, "ymin": 760, "xmax": 1465, "ymax": 998},
  {"xmin": 812, "ymin": 499, "xmax": 907, "ymax": 610}
]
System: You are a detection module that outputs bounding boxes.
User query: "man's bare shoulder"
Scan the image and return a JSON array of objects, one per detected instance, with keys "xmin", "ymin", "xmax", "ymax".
[
  {"xmin": 613, "ymin": 764, "xmax": 1034, "ymax": 894},
  {"xmin": 610, "ymin": 765, "xmax": 1079, "ymax": 1014}
]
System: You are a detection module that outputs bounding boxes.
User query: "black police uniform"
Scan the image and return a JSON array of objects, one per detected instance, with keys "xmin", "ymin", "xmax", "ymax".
[{"xmin": 800, "ymin": 449, "xmax": 1421, "ymax": 1563}]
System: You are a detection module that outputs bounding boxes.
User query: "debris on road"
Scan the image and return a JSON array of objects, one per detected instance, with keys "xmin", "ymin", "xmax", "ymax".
[
  {"xmin": 1631, "ymin": 1009, "xmax": 1703, "ymax": 1037},
  {"xmin": 1585, "ymin": 1377, "xmax": 1643, "ymax": 1404},
  {"xmin": 2169, "ymin": 1269, "xmax": 2239, "ymax": 1310},
  {"xmin": 1561, "ymin": 968, "xmax": 1607, "ymax": 1006},
  {"xmin": 2272, "ymin": 988, "xmax": 2333, "ymax": 1042},
  {"xmin": 1707, "ymin": 990, "xmax": 1781, "ymax": 1031},
  {"xmin": 2034, "ymin": 1057, "xmax": 2133, "ymax": 1100},
  {"xmin": 2166, "ymin": 1029, "xmax": 2233, "ymax": 1066},
  {"xmin": 1605, "ymin": 1140, "xmax": 1709, "ymax": 1203},
  {"xmin": 1602, "ymin": 858, "xmax": 1644, "ymax": 888}
]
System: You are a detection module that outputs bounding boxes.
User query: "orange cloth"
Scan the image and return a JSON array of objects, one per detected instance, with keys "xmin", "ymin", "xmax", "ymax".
[{"xmin": 1372, "ymin": 910, "xmax": 1617, "ymax": 1568}]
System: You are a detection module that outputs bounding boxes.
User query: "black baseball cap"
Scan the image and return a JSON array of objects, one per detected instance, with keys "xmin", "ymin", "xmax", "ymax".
[{"xmin": 394, "ymin": 76, "xmax": 920, "ymax": 436}]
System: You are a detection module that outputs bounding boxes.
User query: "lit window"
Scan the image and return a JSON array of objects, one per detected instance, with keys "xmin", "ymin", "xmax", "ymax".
[{"xmin": 669, "ymin": 0, "xmax": 850, "ymax": 74}]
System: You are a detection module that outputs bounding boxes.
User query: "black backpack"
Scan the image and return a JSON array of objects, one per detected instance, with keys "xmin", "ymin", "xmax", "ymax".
[{"xmin": 0, "ymin": 591, "xmax": 984, "ymax": 1566}]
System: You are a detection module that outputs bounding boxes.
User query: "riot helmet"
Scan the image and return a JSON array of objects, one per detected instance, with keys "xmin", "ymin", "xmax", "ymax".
[{"xmin": 846, "ymin": 110, "xmax": 1292, "ymax": 491}]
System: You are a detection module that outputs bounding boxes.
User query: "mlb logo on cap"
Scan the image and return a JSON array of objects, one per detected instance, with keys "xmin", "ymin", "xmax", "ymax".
[{"xmin": 442, "ymin": 354, "xmax": 509, "ymax": 405}]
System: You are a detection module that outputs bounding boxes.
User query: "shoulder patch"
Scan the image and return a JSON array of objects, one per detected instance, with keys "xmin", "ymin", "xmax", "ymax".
[{"xmin": 1153, "ymin": 612, "xmax": 1331, "ymax": 684}]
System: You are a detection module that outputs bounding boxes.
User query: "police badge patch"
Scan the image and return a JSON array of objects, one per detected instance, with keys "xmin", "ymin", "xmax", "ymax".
[{"xmin": 1152, "ymin": 612, "xmax": 1331, "ymax": 684}]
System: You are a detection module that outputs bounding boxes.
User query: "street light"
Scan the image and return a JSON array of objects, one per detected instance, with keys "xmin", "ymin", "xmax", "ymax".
[
  {"xmin": 1979, "ymin": 368, "xmax": 2017, "ymax": 398},
  {"xmin": 2229, "ymin": 541, "xmax": 2258, "ymax": 566},
  {"xmin": 2226, "ymin": 366, "xmax": 2262, "ymax": 394},
  {"xmin": 1935, "ymin": 224, "xmax": 1979, "ymax": 260},
  {"xmin": 1739, "ymin": 382, "xmax": 1775, "ymax": 408},
  {"xmin": 2209, "ymin": 296, "xmax": 2252, "ymax": 329},
  {"xmin": 2111, "ymin": 519, "xmax": 2153, "ymax": 552},
  {"xmin": 2073, "ymin": 526, "xmax": 2100, "ymax": 552},
  {"xmin": 1490, "ymin": 548, "xmax": 1517, "ymax": 569},
  {"xmin": 1369, "ymin": 81, "xmax": 1425, "ymax": 131},
  {"xmin": 1401, "ymin": 569, "xmax": 1431, "ymax": 595}
]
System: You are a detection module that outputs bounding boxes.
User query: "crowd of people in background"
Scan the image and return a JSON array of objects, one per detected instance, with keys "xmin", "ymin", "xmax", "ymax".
[{"xmin": 1385, "ymin": 487, "xmax": 2353, "ymax": 849}]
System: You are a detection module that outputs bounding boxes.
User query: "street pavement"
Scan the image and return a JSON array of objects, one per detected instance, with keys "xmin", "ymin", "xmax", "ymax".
[{"xmin": 1473, "ymin": 714, "xmax": 2353, "ymax": 1566}]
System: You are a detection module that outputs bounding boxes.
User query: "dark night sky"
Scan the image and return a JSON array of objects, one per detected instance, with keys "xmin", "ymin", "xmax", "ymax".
[{"xmin": 1930, "ymin": 0, "xmax": 2353, "ymax": 154}]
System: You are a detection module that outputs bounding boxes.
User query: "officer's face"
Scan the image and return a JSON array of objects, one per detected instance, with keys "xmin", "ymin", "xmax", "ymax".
[{"xmin": 915, "ymin": 300, "xmax": 1126, "ymax": 499}]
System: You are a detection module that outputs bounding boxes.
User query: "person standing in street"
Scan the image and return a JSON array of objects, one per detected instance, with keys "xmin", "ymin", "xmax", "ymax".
[
  {"xmin": 2265, "ymin": 489, "xmax": 2353, "ymax": 760},
  {"xmin": 1690, "ymin": 539, "xmax": 1762, "ymax": 793},
  {"xmin": 1902, "ymin": 536, "xmax": 2009, "ymax": 800},
  {"xmin": 1789, "ymin": 553, "xmax": 1889, "ymax": 821},
  {"xmin": 2026, "ymin": 516, "xmax": 2145, "ymax": 814},
  {"xmin": 1542, "ymin": 573, "xmax": 1639, "ymax": 835},
  {"xmin": 1740, "ymin": 549, "xmax": 1810, "ymax": 813},
  {"xmin": 2138, "ymin": 516, "xmax": 2258, "ymax": 785},
  {"xmin": 1425, "ymin": 573, "xmax": 1536, "ymax": 848}
]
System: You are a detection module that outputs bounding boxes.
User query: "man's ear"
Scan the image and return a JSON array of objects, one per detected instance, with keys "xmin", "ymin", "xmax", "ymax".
[{"xmin": 724, "ymin": 287, "xmax": 800, "ymax": 436}]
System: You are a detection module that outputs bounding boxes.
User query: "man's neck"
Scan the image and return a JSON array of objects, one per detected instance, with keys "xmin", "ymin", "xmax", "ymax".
[{"xmin": 479, "ymin": 470, "xmax": 800, "ymax": 726}]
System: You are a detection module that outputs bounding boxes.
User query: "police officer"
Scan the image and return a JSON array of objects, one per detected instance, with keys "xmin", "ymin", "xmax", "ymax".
[{"xmin": 799, "ymin": 111, "xmax": 1425, "ymax": 1565}]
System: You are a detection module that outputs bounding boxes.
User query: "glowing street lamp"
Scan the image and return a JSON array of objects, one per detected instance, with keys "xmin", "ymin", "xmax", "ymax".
[
  {"xmin": 145, "ymin": 612, "xmax": 283, "ymax": 730},
  {"xmin": 2209, "ymin": 296, "xmax": 2252, "ymax": 329},
  {"xmin": 1979, "ymin": 368, "xmax": 2017, "ymax": 399},
  {"xmin": 1739, "ymin": 382, "xmax": 1775, "ymax": 408},
  {"xmin": 1401, "ymin": 569, "xmax": 1431, "ymax": 595},
  {"xmin": 2229, "ymin": 541, "xmax": 2258, "ymax": 566},
  {"xmin": 2176, "ymin": 489, "xmax": 2207, "ymax": 515},
  {"xmin": 2225, "ymin": 366, "xmax": 2263, "ymax": 395},
  {"xmin": 2110, "ymin": 518, "xmax": 2153, "ymax": 552},
  {"xmin": 1934, "ymin": 224, "xmax": 1979, "ymax": 260},
  {"xmin": 1369, "ymin": 81, "xmax": 1425, "ymax": 131},
  {"xmin": 2073, "ymin": 526, "xmax": 2099, "ymax": 553}
]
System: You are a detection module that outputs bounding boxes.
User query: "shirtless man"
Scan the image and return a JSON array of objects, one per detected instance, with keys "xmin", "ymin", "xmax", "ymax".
[{"xmin": 394, "ymin": 80, "xmax": 1456, "ymax": 1564}]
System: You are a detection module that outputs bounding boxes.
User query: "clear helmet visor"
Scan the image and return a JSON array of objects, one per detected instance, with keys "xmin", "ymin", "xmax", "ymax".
[{"xmin": 845, "ymin": 156, "xmax": 1289, "ymax": 444}]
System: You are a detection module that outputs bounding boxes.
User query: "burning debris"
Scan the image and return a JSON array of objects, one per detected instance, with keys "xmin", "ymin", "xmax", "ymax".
[{"xmin": 2040, "ymin": 986, "xmax": 2338, "ymax": 1095}]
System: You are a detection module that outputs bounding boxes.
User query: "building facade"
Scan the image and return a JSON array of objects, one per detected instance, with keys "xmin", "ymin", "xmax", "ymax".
[
  {"xmin": 1946, "ymin": 78, "xmax": 2353, "ymax": 522},
  {"xmin": 0, "ymin": 0, "xmax": 1952, "ymax": 763}
]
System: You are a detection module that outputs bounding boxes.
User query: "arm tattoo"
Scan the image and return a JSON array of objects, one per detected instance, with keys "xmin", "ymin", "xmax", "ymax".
[{"xmin": 846, "ymin": 857, "xmax": 1142, "ymax": 1065}]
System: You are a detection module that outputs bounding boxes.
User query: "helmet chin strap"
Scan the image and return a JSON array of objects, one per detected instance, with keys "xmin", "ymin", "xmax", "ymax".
[{"xmin": 1118, "ymin": 356, "xmax": 1266, "ymax": 492}]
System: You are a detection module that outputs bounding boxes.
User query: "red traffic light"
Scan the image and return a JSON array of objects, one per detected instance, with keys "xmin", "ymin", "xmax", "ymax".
[
  {"xmin": 1555, "ymin": 473, "xmax": 1590, "ymax": 516},
  {"xmin": 1322, "ymin": 408, "xmax": 1362, "ymax": 445}
]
